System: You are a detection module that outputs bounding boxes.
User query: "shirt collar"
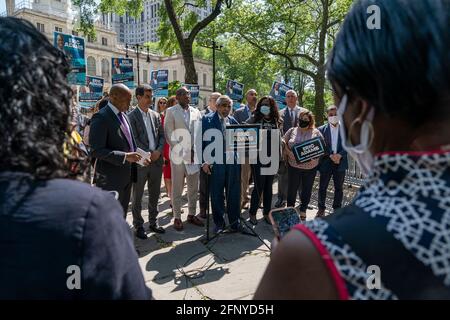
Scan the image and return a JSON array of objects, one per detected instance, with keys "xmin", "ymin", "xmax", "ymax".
[
  {"xmin": 138, "ymin": 106, "xmax": 150, "ymax": 116},
  {"xmin": 108, "ymin": 102, "xmax": 120, "ymax": 115}
]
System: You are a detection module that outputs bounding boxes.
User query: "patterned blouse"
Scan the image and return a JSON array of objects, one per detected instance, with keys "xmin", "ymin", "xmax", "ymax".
[
  {"xmin": 294, "ymin": 150, "xmax": 450, "ymax": 299},
  {"xmin": 283, "ymin": 127, "xmax": 323, "ymax": 170}
]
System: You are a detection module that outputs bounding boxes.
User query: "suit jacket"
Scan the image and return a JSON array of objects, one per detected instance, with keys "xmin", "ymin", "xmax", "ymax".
[
  {"xmin": 202, "ymin": 112, "xmax": 239, "ymax": 165},
  {"xmin": 89, "ymin": 104, "xmax": 137, "ymax": 189},
  {"xmin": 233, "ymin": 105, "xmax": 252, "ymax": 124},
  {"xmin": 279, "ymin": 105, "xmax": 308, "ymax": 135},
  {"xmin": 164, "ymin": 104, "xmax": 202, "ymax": 164},
  {"xmin": 318, "ymin": 123, "xmax": 348, "ymax": 172},
  {"xmin": 127, "ymin": 107, "xmax": 164, "ymax": 166}
]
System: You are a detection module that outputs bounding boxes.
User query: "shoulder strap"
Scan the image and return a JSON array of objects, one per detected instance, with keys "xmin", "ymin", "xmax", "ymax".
[{"xmin": 325, "ymin": 204, "xmax": 450, "ymax": 299}]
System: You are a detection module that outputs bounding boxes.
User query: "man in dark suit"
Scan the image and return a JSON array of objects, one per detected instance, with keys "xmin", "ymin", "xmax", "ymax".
[
  {"xmin": 89, "ymin": 84, "xmax": 146, "ymax": 216},
  {"xmin": 128, "ymin": 85, "xmax": 166, "ymax": 239},
  {"xmin": 199, "ymin": 92, "xmax": 221, "ymax": 218},
  {"xmin": 202, "ymin": 95, "xmax": 241, "ymax": 233},
  {"xmin": 275, "ymin": 89, "xmax": 308, "ymax": 208},
  {"xmin": 232, "ymin": 89, "xmax": 257, "ymax": 209},
  {"xmin": 317, "ymin": 105, "xmax": 348, "ymax": 217}
]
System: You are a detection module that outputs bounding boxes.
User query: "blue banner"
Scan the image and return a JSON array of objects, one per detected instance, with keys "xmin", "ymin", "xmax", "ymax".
[
  {"xmin": 79, "ymin": 76, "xmax": 104, "ymax": 109},
  {"xmin": 184, "ymin": 84, "xmax": 200, "ymax": 106},
  {"xmin": 54, "ymin": 32, "xmax": 86, "ymax": 86},
  {"xmin": 111, "ymin": 58, "xmax": 134, "ymax": 88},
  {"xmin": 151, "ymin": 69, "xmax": 169, "ymax": 97},
  {"xmin": 270, "ymin": 81, "xmax": 293, "ymax": 110},
  {"xmin": 225, "ymin": 80, "xmax": 244, "ymax": 110}
]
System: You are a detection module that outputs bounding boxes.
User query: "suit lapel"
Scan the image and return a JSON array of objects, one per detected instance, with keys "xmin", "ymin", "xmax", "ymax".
[
  {"xmin": 175, "ymin": 105, "xmax": 189, "ymax": 130},
  {"xmin": 134, "ymin": 108, "xmax": 149, "ymax": 147}
]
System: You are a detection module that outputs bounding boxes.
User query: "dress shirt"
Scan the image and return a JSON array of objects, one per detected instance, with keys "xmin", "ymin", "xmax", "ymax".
[
  {"xmin": 108, "ymin": 102, "xmax": 131, "ymax": 164},
  {"xmin": 330, "ymin": 124, "xmax": 339, "ymax": 154},
  {"xmin": 138, "ymin": 107, "xmax": 156, "ymax": 151}
]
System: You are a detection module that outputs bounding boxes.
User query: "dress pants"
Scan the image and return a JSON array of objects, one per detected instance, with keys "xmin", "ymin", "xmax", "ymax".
[
  {"xmin": 318, "ymin": 167, "xmax": 346, "ymax": 210},
  {"xmin": 249, "ymin": 164, "xmax": 274, "ymax": 216},
  {"xmin": 210, "ymin": 164, "xmax": 241, "ymax": 229},
  {"xmin": 131, "ymin": 162, "xmax": 163, "ymax": 228},
  {"xmin": 240, "ymin": 162, "xmax": 251, "ymax": 206},
  {"xmin": 199, "ymin": 169, "xmax": 208, "ymax": 213},
  {"xmin": 286, "ymin": 165, "xmax": 317, "ymax": 212},
  {"xmin": 171, "ymin": 162, "xmax": 199, "ymax": 219}
]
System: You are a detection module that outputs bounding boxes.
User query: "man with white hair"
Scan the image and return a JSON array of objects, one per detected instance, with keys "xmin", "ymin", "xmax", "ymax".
[{"xmin": 276, "ymin": 89, "xmax": 308, "ymax": 208}]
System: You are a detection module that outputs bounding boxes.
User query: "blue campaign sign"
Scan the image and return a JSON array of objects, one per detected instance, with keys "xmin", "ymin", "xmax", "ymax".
[
  {"xmin": 79, "ymin": 76, "xmax": 104, "ymax": 109},
  {"xmin": 111, "ymin": 58, "xmax": 134, "ymax": 88},
  {"xmin": 183, "ymin": 84, "xmax": 200, "ymax": 106},
  {"xmin": 292, "ymin": 137, "xmax": 326, "ymax": 163},
  {"xmin": 225, "ymin": 80, "xmax": 244, "ymax": 110},
  {"xmin": 151, "ymin": 69, "xmax": 169, "ymax": 97},
  {"xmin": 270, "ymin": 81, "xmax": 293, "ymax": 110},
  {"xmin": 54, "ymin": 32, "xmax": 86, "ymax": 86},
  {"xmin": 225, "ymin": 124, "xmax": 260, "ymax": 152}
]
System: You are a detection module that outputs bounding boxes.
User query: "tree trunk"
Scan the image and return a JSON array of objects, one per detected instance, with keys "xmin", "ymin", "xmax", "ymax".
[
  {"xmin": 180, "ymin": 41, "xmax": 198, "ymax": 84},
  {"xmin": 314, "ymin": 73, "xmax": 326, "ymax": 125}
]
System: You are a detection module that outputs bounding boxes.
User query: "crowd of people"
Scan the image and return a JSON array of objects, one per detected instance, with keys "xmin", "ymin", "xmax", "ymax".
[{"xmin": 1, "ymin": 0, "xmax": 449, "ymax": 300}]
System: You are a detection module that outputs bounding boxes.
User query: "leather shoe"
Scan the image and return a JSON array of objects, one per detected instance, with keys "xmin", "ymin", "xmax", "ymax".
[
  {"xmin": 149, "ymin": 224, "xmax": 165, "ymax": 234},
  {"xmin": 199, "ymin": 210, "xmax": 207, "ymax": 219},
  {"xmin": 274, "ymin": 199, "xmax": 286, "ymax": 208},
  {"xmin": 316, "ymin": 209, "xmax": 325, "ymax": 218},
  {"xmin": 187, "ymin": 215, "xmax": 204, "ymax": 227},
  {"xmin": 174, "ymin": 218, "xmax": 183, "ymax": 231},
  {"xmin": 135, "ymin": 227, "xmax": 147, "ymax": 239},
  {"xmin": 300, "ymin": 211, "xmax": 307, "ymax": 221},
  {"xmin": 249, "ymin": 215, "xmax": 258, "ymax": 225}
]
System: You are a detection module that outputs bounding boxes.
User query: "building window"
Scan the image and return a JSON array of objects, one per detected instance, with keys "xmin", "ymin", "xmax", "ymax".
[
  {"xmin": 54, "ymin": 26, "xmax": 62, "ymax": 32},
  {"xmin": 72, "ymin": 30, "xmax": 79, "ymax": 36},
  {"xmin": 87, "ymin": 56, "xmax": 96, "ymax": 76},
  {"xmin": 87, "ymin": 35, "xmax": 94, "ymax": 43},
  {"xmin": 101, "ymin": 59, "xmax": 110, "ymax": 82},
  {"xmin": 101, "ymin": 37, "xmax": 108, "ymax": 46},
  {"xmin": 203, "ymin": 73, "xmax": 207, "ymax": 86},
  {"xmin": 36, "ymin": 23, "xmax": 45, "ymax": 33},
  {"xmin": 173, "ymin": 70, "xmax": 177, "ymax": 81}
]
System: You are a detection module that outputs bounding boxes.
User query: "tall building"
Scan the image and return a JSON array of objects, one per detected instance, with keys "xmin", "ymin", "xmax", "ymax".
[
  {"xmin": 101, "ymin": 0, "xmax": 212, "ymax": 44},
  {"xmin": 2, "ymin": 0, "xmax": 213, "ymax": 105}
]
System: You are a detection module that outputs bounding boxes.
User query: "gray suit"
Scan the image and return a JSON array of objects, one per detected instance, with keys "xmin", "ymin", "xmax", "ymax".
[
  {"xmin": 278, "ymin": 105, "xmax": 308, "ymax": 202},
  {"xmin": 233, "ymin": 105, "xmax": 252, "ymax": 124},
  {"xmin": 128, "ymin": 107, "xmax": 165, "ymax": 229},
  {"xmin": 89, "ymin": 104, "xmax": 137, "ymax": 215}
]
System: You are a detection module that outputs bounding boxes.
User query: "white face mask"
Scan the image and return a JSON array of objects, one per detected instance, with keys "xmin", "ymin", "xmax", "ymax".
[
  {"xmin": 328, "ymin": 115, "xmax": 339, "ymax": 125},
  {"xmin": 337, "ymin": 94, "xmax": 375, "ymax": 176}
]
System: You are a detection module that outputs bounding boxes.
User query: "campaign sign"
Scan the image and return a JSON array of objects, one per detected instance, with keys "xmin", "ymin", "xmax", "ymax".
[
  {"xmin": 111, "ymin": 58, "xmax": 134, "ymax": 88},
  {"xmin": 151, "ymin": 69, "xmax": 169, "ymax": 97},
  {"xmin": 270, "ymin": 81, "xmax": 293, "ymax": 110},
  {"xmin": 225, "ymin": 80, "xmax": 244, "ymax": 110},
  {"xmin": 79, "ymin": 76, "xmax": 104, "ymax": 109},
  {"xmin": 54, "ymin": 32, "xmax": 86, "ymax": 85},
  {"xmin": 293, "ymin": 137, "xmax": 326, "ymax": 163},
  {"xmin": 225, "ymin": 124, "xmax": 259, "ymax": 152},
  {"xmin": 184, "ymin": 84, "xmax": 200, "ymax": 106}
]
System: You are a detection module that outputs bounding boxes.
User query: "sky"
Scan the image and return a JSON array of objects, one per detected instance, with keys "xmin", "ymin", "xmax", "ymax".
[{"xmin": 0, "ymin": 1, "xmax": 5, "ymax": 15}]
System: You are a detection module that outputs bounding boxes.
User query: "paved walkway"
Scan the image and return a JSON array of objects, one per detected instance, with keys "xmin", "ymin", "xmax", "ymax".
[{"xmin": 125, "ymin": 179, "xmax": 322, "ymax": 300}]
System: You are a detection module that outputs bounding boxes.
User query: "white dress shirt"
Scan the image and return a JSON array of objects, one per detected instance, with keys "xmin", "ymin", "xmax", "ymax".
[
  {"xmin": 330, "ymin": 123, "xmax": 339, "ymax": 154},
  {"xmin": 138, "ymin": 107, "xmax": 156, "ymax": 151},
  {"xmin": 182, "ymin": 107, "xmax": 190, "ymax": 129}
]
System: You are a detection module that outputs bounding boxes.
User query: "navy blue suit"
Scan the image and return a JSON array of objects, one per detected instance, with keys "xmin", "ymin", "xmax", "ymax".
[
  {"xmin": 202, "ymin": 112, "xmax": 241, "ymax": 230},
  {"xmin": 317, "ymin": 123, "xmax": 348, "ymax": 211}
]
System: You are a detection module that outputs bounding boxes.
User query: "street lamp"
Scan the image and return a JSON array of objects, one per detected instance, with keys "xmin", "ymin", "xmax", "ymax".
[
  {"xmin": 200, "ymin": 40, "xmax": 223, "ymax": 91},
  {"xmin": 125, "ymin": 43, "xmax": 151, "ymax": 86}
]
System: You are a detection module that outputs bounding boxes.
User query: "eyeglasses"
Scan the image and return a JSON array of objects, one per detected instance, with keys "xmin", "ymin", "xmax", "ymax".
[{"xmin": 159, "ymin": 101, "xmax": 167, "ymax": 104}]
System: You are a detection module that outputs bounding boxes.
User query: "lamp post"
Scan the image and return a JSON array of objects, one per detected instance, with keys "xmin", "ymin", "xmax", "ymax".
[
  {"xmin": 200, "ymin": 40, "xmax": 222, "ymax": 92},
  {"xmin": 126, "ymin": 43, "xmax": 151, "ymax": 86}
]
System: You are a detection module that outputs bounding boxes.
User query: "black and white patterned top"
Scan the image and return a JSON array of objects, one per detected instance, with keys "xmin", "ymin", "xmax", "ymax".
[{"xmin": 300, "ymin": 151, "xmax": 450, "ymax": 299}]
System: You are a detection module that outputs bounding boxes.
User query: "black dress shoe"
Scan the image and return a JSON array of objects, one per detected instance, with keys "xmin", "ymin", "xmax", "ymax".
[
  {"xmin": 135, "ymin": 227, "xmax": 147, "ymax": 239},
  {"xmin": 148, "ymin": 224, "xmax": 166, "ymax": 234},
  {"xmin": 274, "ymin": 199, "xmax": 286, "ymax": 208}
]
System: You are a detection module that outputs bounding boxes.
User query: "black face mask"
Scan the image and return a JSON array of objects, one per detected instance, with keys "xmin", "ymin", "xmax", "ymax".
[{"xmin": 299, "ymin": 119, "xmax": 310, "ymax": 128}]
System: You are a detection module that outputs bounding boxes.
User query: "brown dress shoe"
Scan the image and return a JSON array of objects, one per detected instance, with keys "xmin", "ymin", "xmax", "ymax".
[
  {"xmin": 316, "ymin": 209, "xmax": 326, "ymax": 218},
  {"xmin": 199, "ymin": 210, "xmax": 207, "ymax": 219},
  {"xmin": 174, "ymin": 218, "xmax": 183, "ymax": 231},
  {"xmin": 187, "ymin": 215, "xmax": 205, "ymax": 227}
]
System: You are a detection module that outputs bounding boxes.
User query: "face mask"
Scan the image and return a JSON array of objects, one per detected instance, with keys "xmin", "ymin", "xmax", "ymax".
[
  {"xmin": 337, "ymin": 94, "xmax": 375, "ymax": 176},
  {"xmin": 260, "ymin": 105, "xmax": 271, "ymax": 116},
  {"xmin": 328, "ymin": 115, "xmax": 339, "ymax": 125},
  {"xmin": 299, "ymin": 119, "xmax": 310, "ymax": 128}
]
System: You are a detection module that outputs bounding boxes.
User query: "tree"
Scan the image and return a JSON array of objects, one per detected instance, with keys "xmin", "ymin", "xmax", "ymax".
[
  {"xmin": 158, "ymin": 0, "xmax": 233, "ymax": 84},
  {"xmin": 221, "ymin": 0, "xmax": 352, "ymax": 124}
]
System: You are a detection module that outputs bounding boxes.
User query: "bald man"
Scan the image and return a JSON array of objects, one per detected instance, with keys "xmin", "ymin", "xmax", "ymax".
[{"xmin": 90, "ymin": 84, "xmax": 146, "ymax": 216}]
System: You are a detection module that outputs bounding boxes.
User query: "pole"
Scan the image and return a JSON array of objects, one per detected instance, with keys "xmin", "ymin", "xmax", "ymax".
[
  {"xmin": 136, "ymin": 44, "xmax": 140, "ymax": 86},
  {"xmin": 212, "ymin": 40, "xmax": 216, "ymax": 92}
]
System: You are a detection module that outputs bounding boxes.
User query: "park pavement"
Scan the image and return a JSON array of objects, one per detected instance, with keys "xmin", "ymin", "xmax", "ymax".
[{"xmin": 125, "ymin": 179, "xmax": 320, "ymax": 300}]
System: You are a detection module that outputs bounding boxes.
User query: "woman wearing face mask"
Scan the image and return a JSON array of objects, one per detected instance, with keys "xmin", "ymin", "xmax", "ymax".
[
  {"xmin": 255, "ymin": 0, "xmax": 450, "ymax": 300},
  {"xmin": 246, "ymin": 96, "xmax": 283, "ymax": 225},
  {"xmin": 283, "ymin": 110, "xmax": 323, "ymax": 221}
]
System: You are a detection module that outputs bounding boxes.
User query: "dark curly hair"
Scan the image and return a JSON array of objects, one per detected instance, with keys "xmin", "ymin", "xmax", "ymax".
[
  {"xmin": 253, "ymin": 96, "xmax": 281, "ymax": 126},
  {"xmin": 0, "ymin": 17, "xmax": 73, "ymax": 179}
]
